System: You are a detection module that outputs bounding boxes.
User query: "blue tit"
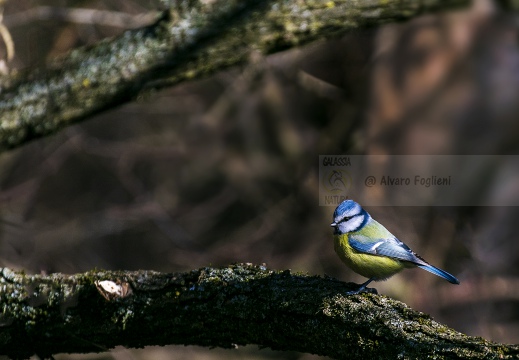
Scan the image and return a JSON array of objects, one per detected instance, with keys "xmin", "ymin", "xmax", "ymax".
[{"xmin": 331, "ymin": 200, "xmax": 459, "ymax": 294}]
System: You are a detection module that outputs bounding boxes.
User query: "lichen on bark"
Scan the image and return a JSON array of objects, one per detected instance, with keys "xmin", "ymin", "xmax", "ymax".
[
  {"xmin": 0, "ymin": 264, "xmax": 517, "ymax": 359},
  {"xmin": 0, "ymin": 0, "xmax": 469, "ymax": 151}
]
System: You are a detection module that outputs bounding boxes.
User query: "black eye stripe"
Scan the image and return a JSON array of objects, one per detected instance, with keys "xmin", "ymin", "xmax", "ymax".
[{"xmin": 339, "ymin": 216, "xmax": 353, "ymax": 223}]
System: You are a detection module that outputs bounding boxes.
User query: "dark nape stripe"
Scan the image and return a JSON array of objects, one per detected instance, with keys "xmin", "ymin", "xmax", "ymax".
[{"xmin": 351, "ymin": 209, "xmax": 370, "ymax": 232}]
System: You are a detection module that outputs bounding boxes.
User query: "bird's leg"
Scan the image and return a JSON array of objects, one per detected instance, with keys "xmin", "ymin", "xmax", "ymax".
[{"xmin": 346, "ymin": 278, "xmax": 377, "ymax": 295}]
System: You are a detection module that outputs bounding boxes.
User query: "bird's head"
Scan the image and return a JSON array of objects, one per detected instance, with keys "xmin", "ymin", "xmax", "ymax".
[{"xmin": 331, "ymin": 200, "xmax": 370, "ymax": 234}]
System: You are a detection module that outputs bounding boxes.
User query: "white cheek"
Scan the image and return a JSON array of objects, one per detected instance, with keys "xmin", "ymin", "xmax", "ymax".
[{"xmin": 340, "ymin": 215, "xmax": 365, "ymax": 233}]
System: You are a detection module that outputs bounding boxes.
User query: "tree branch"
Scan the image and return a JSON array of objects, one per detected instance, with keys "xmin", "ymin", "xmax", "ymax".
[
  {"xmin": 0, "ymin": 263, "xmax": 517, "ymax": 359},
  {"xmin": 0, "ymin": 0, "xmax": 469, "ymax": 151}
]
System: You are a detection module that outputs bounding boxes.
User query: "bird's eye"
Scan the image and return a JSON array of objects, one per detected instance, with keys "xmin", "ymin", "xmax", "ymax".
[{"xmin": 339, "ymin": 216, "xmax": 352, "ymax": 223}]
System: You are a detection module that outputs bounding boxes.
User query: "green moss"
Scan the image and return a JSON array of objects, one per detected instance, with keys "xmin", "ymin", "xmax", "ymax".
[{"xmin": 1, "ymin": 264, "xmax": 517, "ymax": 359}]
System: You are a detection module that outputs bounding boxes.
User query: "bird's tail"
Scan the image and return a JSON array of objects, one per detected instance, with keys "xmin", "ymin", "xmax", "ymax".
[{"xmin": 416, "ymin": 264, "xmax": 460, "ymax": 284}]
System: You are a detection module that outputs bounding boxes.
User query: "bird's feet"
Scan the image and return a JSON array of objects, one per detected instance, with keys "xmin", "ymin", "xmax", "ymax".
[
  {"xmin": 345, "ymin": 278, "xmax": 377, "ymax": 295},
  {"xmin": 345, "ymin": 286, "xmax": 377, "ymax": 295}
]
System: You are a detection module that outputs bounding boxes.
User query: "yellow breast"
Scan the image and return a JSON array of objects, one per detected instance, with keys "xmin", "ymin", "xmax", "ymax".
[{"xmin": 333, "ymin": 234, "xmax": 405, "ymax": 280}]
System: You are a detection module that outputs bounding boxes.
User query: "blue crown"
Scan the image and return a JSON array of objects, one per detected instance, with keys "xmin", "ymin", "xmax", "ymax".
[{"xmin": 333, "ymin": 200, "xmax": 359, "ymax": 218}]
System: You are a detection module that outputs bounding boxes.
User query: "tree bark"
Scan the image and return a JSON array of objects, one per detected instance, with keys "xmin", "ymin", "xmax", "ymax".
[
  {"xmin": 0, "ymin": 263, "xmax": 517, "ymax": 359},
  {"xmin": 0, "ymin": 0, "xmax": 469, "ymax": 151}
]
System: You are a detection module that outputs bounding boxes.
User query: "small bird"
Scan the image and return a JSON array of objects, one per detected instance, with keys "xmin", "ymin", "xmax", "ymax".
[{"xmin": 331, "ymin": 200, "xmax": 459, "ymax": 294}]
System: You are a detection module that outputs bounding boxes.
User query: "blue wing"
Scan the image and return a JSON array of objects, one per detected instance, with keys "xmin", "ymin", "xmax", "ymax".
[
  {"xmin": 349, "ymin": 234, "xmax": 423, "ymax": 264},
  {"xmin": 349, "ymin": 234, "xmax": 460, "ymax": 284}
]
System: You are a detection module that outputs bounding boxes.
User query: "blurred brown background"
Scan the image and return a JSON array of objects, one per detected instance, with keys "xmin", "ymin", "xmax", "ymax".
[{"xmin": 1, "ymin": 0, "xmax": 519, "ymax": 359}]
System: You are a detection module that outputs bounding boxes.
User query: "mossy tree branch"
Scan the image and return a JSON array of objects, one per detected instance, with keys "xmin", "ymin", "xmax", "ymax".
[
  {"xmin": 0, "ymin": 0, "xmax": 470, "ymax": 151},
  {"xmin": 0, "ymin": 263, "xmax": 517, "ymax": 359}
]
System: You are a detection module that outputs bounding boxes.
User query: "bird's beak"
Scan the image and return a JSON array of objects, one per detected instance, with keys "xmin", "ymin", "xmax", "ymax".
[{"xmin": 330, "ymin": 222, "xmax": 337, "ymax": 227}]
